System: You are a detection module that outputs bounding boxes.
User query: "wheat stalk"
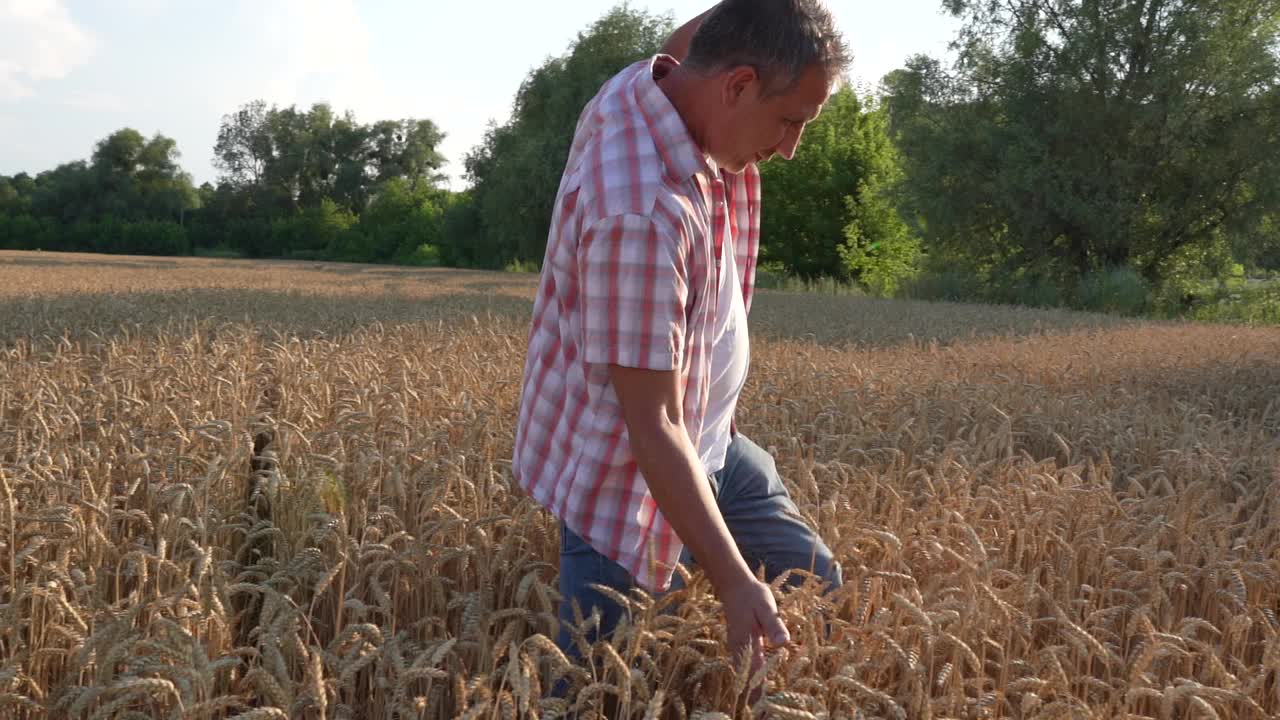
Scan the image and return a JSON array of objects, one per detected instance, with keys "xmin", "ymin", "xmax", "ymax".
[{"xmin": 1, "ymin": 253, "xmax": 1276, "ymax": 718}]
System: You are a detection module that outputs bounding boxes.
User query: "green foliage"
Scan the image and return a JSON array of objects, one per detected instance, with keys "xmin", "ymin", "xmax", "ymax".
[
  {"xmin": 1183, "ymin": 281, "xmax": 1280, "ymax": 325},
  {"xmin": 14, "ymin": 129, "xmax": 198, "ymax": 227},
  {"xmin": 213, "ymin": 101, "xmax": 444, "ymax": 214},
  {"xmin": 119, "ymin": 221, "xmax": 190, "ymax": 256},
  {"xmin": 202, "ymin": 100, "xmax": 451, "ymax": 262},
  {"xmin": 750, "ymin": 261, "xmax": 865, "ymax": 294},
  {"xmin": 0, "ymin": 126, "xmax": 200, "ymax": 258},
  {"xmin": 277, "ymin": 200, "xmax": 358, "ymax": 260},
  {"xmin": 191, "ymin": 244, "xmax": 244, "ymax": 259},
  {"xmin": 4, "ymin": 0, "xmax": 1277, "ymax": 329},
  {"xmin": 0, "ymin": 214, "xmax": 188, "ymax": 257},
  {"xmin": 1005, "ymin": 272, "xmax": 1066, "ymax": 309},
  {"xmin": 1237, "ymin": 215, "xmax": 1280, "ymax": 272},
  {"xmin": 401, "ymin": 244, "xmax": 442, "ymax": 267},
  {"xmin": 238, "ymin": 220, "xmax": 278, "ymax": 259},
  {"xmin": 1077, "ymin": 266, "xmax": 1150, "ymax": 316},
  {"xmin": 320, "ymin": 180, "xmax": 454, "ymax": 265},
  {"xmin": 1146, "ymin": 235, "xmax": 1241, "ymax": 314},
  {"xmin": 760, "ymin": 90, "xmax": 918, "ymax": 291},
  {"xmin": 838, "ymin": 185, "xmax": 920, "ymax": 296},
  {"xmin": 885, "ymin": 0, "xmax": 1280, "ymax": 288},
  {"xmin": 465, "ymin": 4, "xmax": 674, "ymax": 269},
  {"xmin": 437, "ymin": 191, "xmax": 482, "ymax": 268},
  {"xmin": 752, "ymin": 261, "xmax": 792, "ymax": 290},
  {"xmin": 0, "ymin": 214, "xmax": 53, "ymax": 250},
  {"xmin": 503, "ymin": 258, "xmax": 542, "ymax": 274},
  {"xmin": 2, "ymin": 99, "xmax": 457, "ymax": 264},
  {"xmin": 0, "ymin": 177, "xmax": 18, "ymax": 214},
  {"xmin": 899, "ymin": 266, "xmax": 986, "ymax": 303}
]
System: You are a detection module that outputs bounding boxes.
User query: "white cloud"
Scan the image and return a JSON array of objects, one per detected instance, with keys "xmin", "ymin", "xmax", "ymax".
[
  {"xmin": 58, "ymin": 88, "xmax": 125, "ymax": 113},
  {"xmin": 0, "ymin": 0, "xmax": 96, "ymax": 100},
  {"xmin": 227, "ymin": 0, "xmax": 392, "ymax": 122},
  {"xmin": 122, "ymin": 0, "xmax": 168, "ymax": 15}
]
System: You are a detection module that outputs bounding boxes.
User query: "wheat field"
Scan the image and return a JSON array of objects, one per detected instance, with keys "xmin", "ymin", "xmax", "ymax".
[{"xmin": 2, "ymin": 250, "xmax": 1278, "ymax": 719}]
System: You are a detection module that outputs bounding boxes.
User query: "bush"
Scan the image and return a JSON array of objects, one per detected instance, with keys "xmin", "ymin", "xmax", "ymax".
[
  {"xmin": 899, "ymin": 268, "xmax": 984, "ymax": 302},
  {"xmin": 838, "ymin": 189, "xmax": 921, "ymax": 297},
  {"xmin": 0, "ymin": 215, "xmax": 13, "ymax": 250},
  {"xmin": 750, "ymin": 267, "xmax": 867, "ymax": 295},
  {"xmin": 63, "ymin": 220, "xmax": 101, "ymax": 253},
  {"xmin": 504, "ymin": 258, "xmax": 541, "ymax": 273},
  {"xmin": 438, "ymin": 192, "xmax": 482, "ymax": 268},
  {"xmin": 188, "ymin": 219, "xmax": 230, "ymax": 253},
  {"xmin": 119, "ymin": 220, "xmax": 190, "ymax": 256},
  {"xmin": 3, "ymin": 218, "xmax": 39, "ymax": 250},
  {"xmin": 273, "ymin": 200, "xmax": 357, "ymax": 259},
  {"xmin": 400, "ymin": 243, "xmax": 441, "ymax": 267},
  {"xmin": 284, "ymin": 248, "xmax": 329, "ymax": 261},
  {"xmin": 192, "ymin": 244, "xmax": 244, "ymax": 259},
  {"xmin": 1077, "ymin": 266, "xmax": 1150, "ymax": 315},
  {"xmin": 753, "ymin": 261, "xmax": 791, "ymax": 290},
  {"xmin": 1013, "ymin": 277, "xmax": 1065, "ymax": 308}
]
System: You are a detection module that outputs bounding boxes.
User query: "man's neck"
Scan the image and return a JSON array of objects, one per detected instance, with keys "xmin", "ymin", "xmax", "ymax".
[{"xmin": 656, "ymin": 66, "xmax": 712, "ymax": 156}]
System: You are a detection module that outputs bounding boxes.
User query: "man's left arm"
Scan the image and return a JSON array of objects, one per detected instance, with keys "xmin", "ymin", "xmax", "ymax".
[{"xmin": 660, "ymin": 8, "xmax": 713, "ymax": 62}]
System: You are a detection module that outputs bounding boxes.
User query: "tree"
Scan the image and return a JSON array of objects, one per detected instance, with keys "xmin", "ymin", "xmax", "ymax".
[
  {"xmin": 213, "ymin": 101, "xmax": 447, "ymax": 216},
  {"xmin": 368, "ymin": 119, "xmax": 447, "ymax": 189},
  {"xmin": 213, "ymin": 100, "xmax": 272, "ymax": 190},
  {"xmin": 0, "ymin": 177, "xmax": 17, "ymax": 213},
  {"xmin": 21, "ymin": 128, "xmax": 197, "ymax": 226},
  {"xmin": 884, "ymin": 0, "xmax": 1280, "ymax": 290},
  {"xmin": 464, "ymin": 4, "xmax": 675, "ymax": 268},
  {"xmin": 331, "ymin": 178, "xmax": 447, "ymax": 263},
  {"xmin": 28, "ymin": 161, "xmax": 97, "ymax": 223},
  {"xmin": 758, "ymin": 89, "xmax": 917, "ymax": 287}
]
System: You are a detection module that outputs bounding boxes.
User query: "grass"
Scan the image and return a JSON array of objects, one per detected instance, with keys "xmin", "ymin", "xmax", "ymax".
[
  {"xmin": 1182, "ymin": 278, "xmax": 1280, "ymax": 326},
  {"xmin": 1, "ymin": 250, "xmax": 1278, "ymax": 718},
  {"xmin": 752, "ymin": 269, "xmax": 868, "ymax": 297}
]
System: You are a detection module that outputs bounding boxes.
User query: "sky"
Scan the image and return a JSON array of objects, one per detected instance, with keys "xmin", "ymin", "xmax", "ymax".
[{"xmin": 0, "ymin": 0, "xmax": 960, "ymax": 190}]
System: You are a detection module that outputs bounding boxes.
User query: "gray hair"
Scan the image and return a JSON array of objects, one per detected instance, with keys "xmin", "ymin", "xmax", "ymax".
[{"xmin": 683, "ymin": 0, "xmax": 851, "ymax": 96}]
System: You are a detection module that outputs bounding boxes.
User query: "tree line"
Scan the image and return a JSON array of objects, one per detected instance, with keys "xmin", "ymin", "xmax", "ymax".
[{"xmin": 3, "ymin": 1, "xmax": 1278, "ymax": 315}]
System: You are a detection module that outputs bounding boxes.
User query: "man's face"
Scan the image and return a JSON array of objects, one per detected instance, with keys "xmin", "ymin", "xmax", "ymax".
[{"xmin": 707, "ymin": 63, "xmax": 831, "ymax": 174}]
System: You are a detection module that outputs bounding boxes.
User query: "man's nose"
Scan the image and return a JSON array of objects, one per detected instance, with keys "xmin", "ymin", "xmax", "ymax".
[{"xmin": 774, "ymin": 127, "xmax": 804, "ymax": 161}]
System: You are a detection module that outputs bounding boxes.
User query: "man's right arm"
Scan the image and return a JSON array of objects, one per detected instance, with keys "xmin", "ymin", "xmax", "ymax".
[
  {"xmin": 579, "ymin": 212, "xmax": 789, "ymax": 667},
  {"xmin": 608, "ymin": 363, "xmax": 790, "ymax": 666},
  {"xmin": 607, "ymin": 364, "xmax": 750, "ymax": 592}
]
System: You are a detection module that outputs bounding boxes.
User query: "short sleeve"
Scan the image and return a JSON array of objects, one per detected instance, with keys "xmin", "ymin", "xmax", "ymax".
[{"xmin": 579, "ymin": 213, "xmax": 688, "ymax": 371}]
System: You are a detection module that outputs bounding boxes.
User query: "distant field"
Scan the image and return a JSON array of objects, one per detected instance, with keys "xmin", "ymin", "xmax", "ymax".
[
  {"xmin": 2, "ymin": 250, "xmax": 1143, "ymax": 344},
  {"xmin": 2, "ymin": 250, "xmax": 1278, "ymax": 719}
]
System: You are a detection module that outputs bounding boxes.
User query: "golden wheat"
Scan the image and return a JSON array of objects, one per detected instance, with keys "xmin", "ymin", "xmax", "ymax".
[{"xmin": 0, "ymin": 250, "xmax": 1277, "ymax": 718}]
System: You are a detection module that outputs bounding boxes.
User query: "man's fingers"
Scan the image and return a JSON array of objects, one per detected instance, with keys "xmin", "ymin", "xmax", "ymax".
[{"xmin": 762, "ymin": 609, "xmax": 791, "ymax": 646}]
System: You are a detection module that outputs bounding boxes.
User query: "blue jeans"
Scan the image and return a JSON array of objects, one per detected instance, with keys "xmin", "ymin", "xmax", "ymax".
[{"xmin": 554, "ymin": 432, "xmax": 843, "ymax": 656}]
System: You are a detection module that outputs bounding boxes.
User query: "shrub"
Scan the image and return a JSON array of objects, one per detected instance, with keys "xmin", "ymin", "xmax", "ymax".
[
  {"xmin": 1077, "ymin": 266, "xmax": 1150, "ymax": 316},
  {"xmin": 115, "ymin": 220, "xmax": 189, "ymax": 256},
  {"xmin": 503, "ymin": 258, "xmax": 541, "ymax": 273},
  {"xmin": 899, "ymin": 268, "xmax": 984, "ymax": 302},
  {"xmin": 400, "ymin": 243, "xmax": 442, "ymax": 267},
  {"xmin": 1006, "ymin": 274, "xmax": 1065, "ymax": 309}
]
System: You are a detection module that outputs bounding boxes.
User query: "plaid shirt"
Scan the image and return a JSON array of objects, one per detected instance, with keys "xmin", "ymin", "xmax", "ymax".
[{"xmin": 512, "ymin": 55, "xmax": 761, "ymax": 592}]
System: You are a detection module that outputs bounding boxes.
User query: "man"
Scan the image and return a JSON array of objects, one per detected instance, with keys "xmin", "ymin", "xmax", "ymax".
[{"xmin": 512, "ymin": 0, "xmax": 850, "ymax": 671}]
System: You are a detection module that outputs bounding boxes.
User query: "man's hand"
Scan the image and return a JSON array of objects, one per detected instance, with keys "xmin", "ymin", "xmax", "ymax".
[
  {"xmin": 722, "ymin": 574, "xmax": 791, "ymax": 672},
  {"xmin": 607, "ymin": 364, "xmax": 789, "ymax": 670}
]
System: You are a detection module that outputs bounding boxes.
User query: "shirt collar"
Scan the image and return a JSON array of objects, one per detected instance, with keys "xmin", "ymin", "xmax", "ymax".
[{"xmin": 633, "ymin": 54, "xmax": 715, "ymax": 183}]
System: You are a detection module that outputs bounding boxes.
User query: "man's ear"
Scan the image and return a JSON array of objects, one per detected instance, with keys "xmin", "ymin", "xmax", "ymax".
[{"xmin": 722, "ymin": 65, "xmax": 760, "ymax": 107}]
